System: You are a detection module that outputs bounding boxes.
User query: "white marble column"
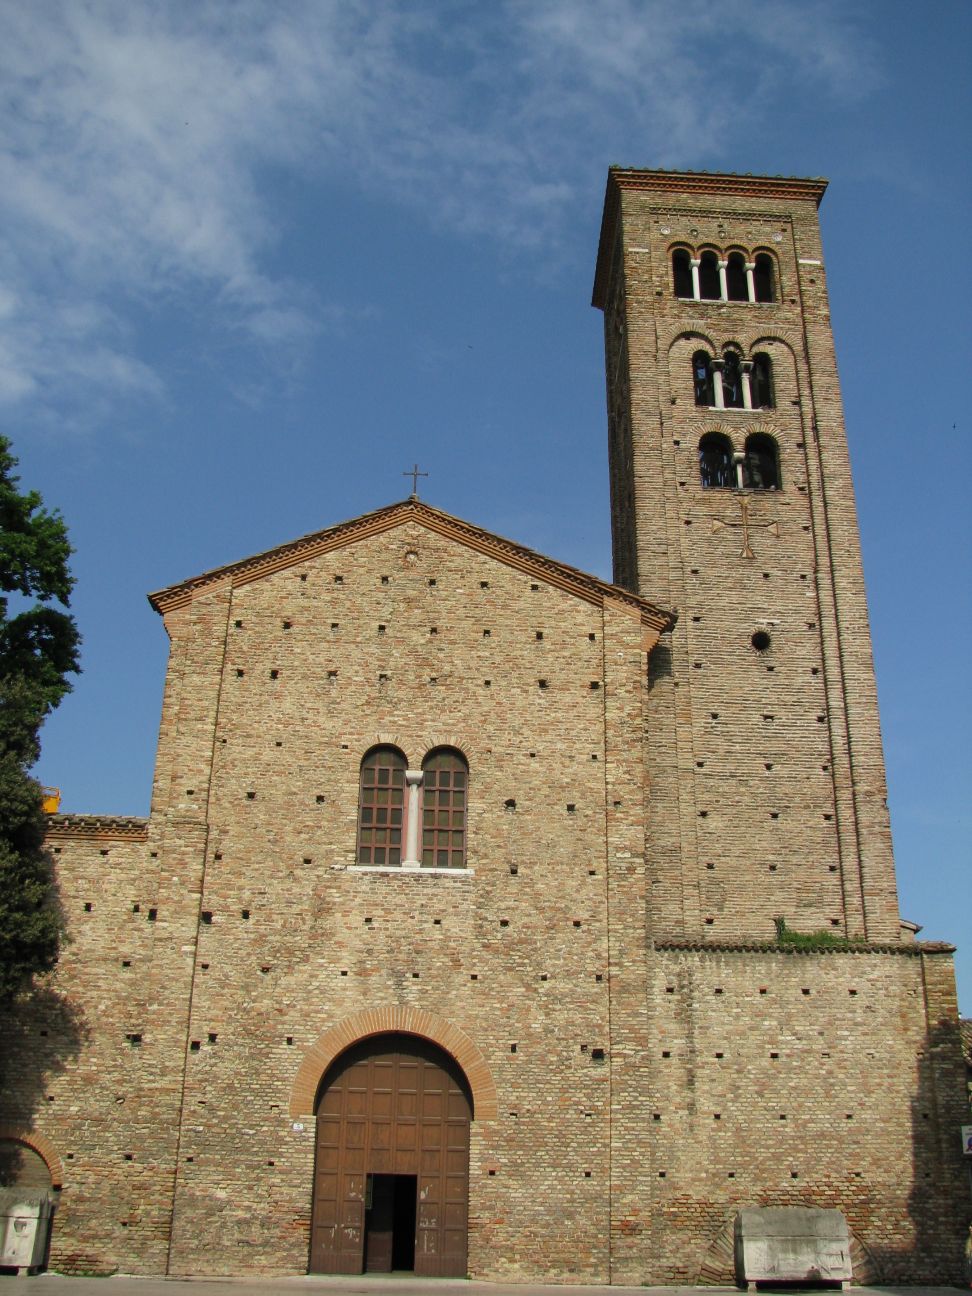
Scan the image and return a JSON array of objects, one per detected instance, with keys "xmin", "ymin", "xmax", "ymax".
[
  {"xmin": 718, "ymin": 259, "xmax": 729, "ymax": 301},
  {"xmin": 733, "ymin": 451, "xmax": 747, "ymax": 490},
  {"xmin": 710, "ymin": 357, "xmax": 725, "ymax": 409},
  {"xmin": 745, "ymin": 261, "xmax": 756, "ymax": 303},
  {"xmin": 403, "ymin": 770, "xmax": 423, "ymax": 867},
  {"xmin": 690, "ymin": 258, "xmax": 701, "ymax": 300}
]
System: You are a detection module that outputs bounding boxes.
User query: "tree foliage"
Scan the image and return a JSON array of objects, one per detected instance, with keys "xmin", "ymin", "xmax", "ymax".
[{"xmin": 0, "ymin": 437, "xmax": 80, "ymax": 1000}]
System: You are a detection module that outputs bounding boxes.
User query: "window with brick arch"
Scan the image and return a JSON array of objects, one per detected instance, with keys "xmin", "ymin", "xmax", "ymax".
[
  {"xmin": 422, "ymin": 748, "xmax": 468, "ymax": 869},
  {"xmin": 698, "ymin": 250, "xmax": 721, "ymax": 300},
  {"xmin": 720, "ymin": 350, "xmax": 745, "ymax": 408},
  {"xmin": 750, "ymin": 352, "xmax": 775, "ymax": 408},
  {"xmin": 693, "ymin": 350, "xmax": 714, "ymax": 406},
  {"xmin": 357, "ymin": 746, "xmax": 406, "ymax": 866},
  {"xmin": 726, "ymin": 252, "xmax": 748, "ymax": 301},
  {"xmin": 672, "ymin": 248, "xmax": 693, "ymax": 298},
  {"xmin": 699, "ymin": 433, "xmax": 736, "ymax": 489},
  {"xmin": 744, "ymin": 433, "xmax": 781, "ymax": 490},
  {"xmin": 753, "ymin": 253, "xmax": 776, "ymax": 303}
]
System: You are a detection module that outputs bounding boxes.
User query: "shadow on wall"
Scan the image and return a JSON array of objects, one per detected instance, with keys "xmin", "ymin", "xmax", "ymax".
[
  {"xmin": 885, "ymin": 1012, "xmax": 971, "ymax": 1284},
  {"xmin": 0, "ymin": 978, "xmax": 87, "ymax": 1182},
  {"xmin": 647, "ymin": 638, "xmax": 673, "ymax": 689}
]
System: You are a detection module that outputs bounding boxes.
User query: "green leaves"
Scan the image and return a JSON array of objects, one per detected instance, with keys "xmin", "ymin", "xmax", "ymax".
[
  {"xmin": 0, "ymin": 439, "xmax": 74, "ymax": 606},
  {"xmin": 0, "ymin": 436, "xmax": 79, "ymax": 1000}
]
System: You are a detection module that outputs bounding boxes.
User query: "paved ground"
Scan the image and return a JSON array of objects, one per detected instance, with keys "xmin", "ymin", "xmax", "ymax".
[{"xmin": 4, "ymin": 1276, "xmax": 965, "ymax": 1296}]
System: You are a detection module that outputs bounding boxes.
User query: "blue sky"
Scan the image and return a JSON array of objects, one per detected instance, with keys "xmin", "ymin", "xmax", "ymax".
[{"xmin": 3, "ymin": 1, "xmax": 969, "ymax": 1008}]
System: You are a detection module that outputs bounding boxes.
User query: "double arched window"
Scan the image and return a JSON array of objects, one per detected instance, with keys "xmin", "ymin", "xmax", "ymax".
[
  {"xmin": 698, "ymin": 432, "xmax": 781, "ymax": 491},
  {"xmin": 673, "ymin": 249, "xmax": 776, "ymax": 303},
  {"xmin": 356, "ymin": 746, "xmax": 468, "ymax": 869},
  {"xmin": 692, "ymin": 350, "xmax": 774, "ymax": 410}
]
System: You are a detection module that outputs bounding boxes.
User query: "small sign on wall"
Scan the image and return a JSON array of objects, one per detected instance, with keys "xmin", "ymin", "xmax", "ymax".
[{"xmin": 961, "ymin": 1125, "xmax": 972, "ymax": 1156}]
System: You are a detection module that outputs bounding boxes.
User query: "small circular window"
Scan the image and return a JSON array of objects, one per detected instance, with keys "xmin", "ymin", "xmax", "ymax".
[{"xmin": 751, "ymin": 630, "xmax": 772, "ymax": 653}]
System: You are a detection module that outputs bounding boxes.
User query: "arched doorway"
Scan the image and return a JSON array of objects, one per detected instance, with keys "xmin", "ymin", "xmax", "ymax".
[
  {"xmin": 0, "ymin": 1139, "xmax": 53, "ymax": 1194},
  {"xmin": 309, "ymin": 1032, "xmax": 472, "ymax": 1277}
]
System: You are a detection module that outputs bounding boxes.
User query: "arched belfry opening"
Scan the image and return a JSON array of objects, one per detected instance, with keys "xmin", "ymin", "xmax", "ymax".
[{"xmin": 309, "ymin": 1032, "xmax": 472, "ymax": 1277}]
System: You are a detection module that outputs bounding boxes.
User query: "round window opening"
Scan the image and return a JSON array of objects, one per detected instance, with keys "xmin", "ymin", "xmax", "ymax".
[{"xmin": 751, "ymin": 630, "xmax": 772, "ymax": 653}]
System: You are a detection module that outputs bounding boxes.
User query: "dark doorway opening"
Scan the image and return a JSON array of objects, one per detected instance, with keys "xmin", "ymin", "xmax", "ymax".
[{"xmin": 364, "ymin": 1173, "xmax": 417, "ymax": 1273}]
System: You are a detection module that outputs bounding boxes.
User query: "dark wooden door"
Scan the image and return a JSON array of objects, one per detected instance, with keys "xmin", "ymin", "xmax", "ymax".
[{"xmin": 310, "ymin": 1034, "xmax": 472, "ymax": 1276}]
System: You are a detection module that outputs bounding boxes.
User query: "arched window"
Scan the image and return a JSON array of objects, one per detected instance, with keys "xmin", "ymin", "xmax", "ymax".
[
  {"xmin": 720, "ymin": 350, "xmax": 744, "ymax": 408},
  {"xmin": 692, "ymin": 350, "xmax": 714, "ymax": 406},
  {"xmin": 699, "ymin": 433, "xmax": 735, "ymax": 489},
  {"xmin": 357, "ymin": 746, "xmax": 406, "ymax": 866},
  {"xmin": 698, "ymin": 251, "xmax": 720, "ymax": 301},
  {"xmin": 744, "ymin": 433, "xmax": 780, "ymax": 490},
  {"xmin": 750, "ymin": 352, "xmax": 775, "ymax": 408},
  {"xmin": 753, "ymin": 253, "xmax": 776, "ymax": 303},
  {"xmin": 726, "ymin": 252, "xmax": 748, "ymax": 301},
  {"xmin": 672, "ymin": 249, "xmax": 693, "ymax": 298},
  {"xmin": 422, "ymin": 748, "xmax": 468, "ymax": 869}
]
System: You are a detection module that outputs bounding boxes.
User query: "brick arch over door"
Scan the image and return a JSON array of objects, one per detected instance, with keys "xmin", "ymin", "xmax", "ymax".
[
  {"xmin": 0, "ymin": 1126, "xmax": 64, "ymax": 1188},
  {"xmin": 289, "ymin": 1005, "xmax": 498, "ymax": 1120}
]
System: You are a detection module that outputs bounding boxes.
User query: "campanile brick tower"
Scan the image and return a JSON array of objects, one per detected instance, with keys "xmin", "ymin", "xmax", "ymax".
[{"xmin": 593, "ymin": 169, "xmax": 900, "ymax": 945}]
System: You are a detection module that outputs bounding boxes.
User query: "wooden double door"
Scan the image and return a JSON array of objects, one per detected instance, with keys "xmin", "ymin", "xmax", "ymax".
[{"xmin": 310, "ymin": 1033, "xmax": 472, "ymax": 1276}]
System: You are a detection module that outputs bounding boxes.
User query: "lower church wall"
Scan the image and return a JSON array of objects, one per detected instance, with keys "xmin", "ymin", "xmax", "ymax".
[
  {"xmin": 604, "ymin": 946, "xmax": 968, "ymax": 1286},
  {"xmin": 3, "ymin": 837, "xmax": 966, "ymax": 1281}
]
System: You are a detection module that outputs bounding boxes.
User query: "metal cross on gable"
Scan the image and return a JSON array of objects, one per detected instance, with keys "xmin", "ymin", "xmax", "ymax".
[
  {"xmin": 709, "ymin": 495, "xmax": 779, "ymax": 559},
  {"xmin": 403, "ymin": 463, "xmax": 429, "ymax": 498}
]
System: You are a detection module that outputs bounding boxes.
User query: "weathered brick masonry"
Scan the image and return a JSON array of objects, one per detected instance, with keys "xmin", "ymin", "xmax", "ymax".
[{"xmin": 1, "ymin": 170, "xmax": 967, "ymax": 1283}]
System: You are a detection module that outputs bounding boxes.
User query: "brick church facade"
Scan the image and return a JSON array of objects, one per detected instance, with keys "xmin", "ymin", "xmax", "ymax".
[{"xmin": 2, "ymin": 170, "xmax": 968, "ymax": 1282}]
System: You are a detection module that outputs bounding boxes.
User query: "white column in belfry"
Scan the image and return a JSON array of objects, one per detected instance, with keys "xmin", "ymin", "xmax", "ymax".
[
  {"xmin": 690, "ymin": 258, "xmax": 701, "ymax": 300},
  {"xmin": 745, "ymin": 261, "xmax": 756, "ymax": 302},
  {"xmin": 718, "ymin": 259, "xmax": 729, "ymax": 301},
  {"xmin": 710, "ymin": 358, "xmax": 726, "ymax": 409},
  {"xmin": 403, "ymin": 770, "xmax": 423, "ymax": 867},
  {"xmin": 741, "ymin": 360, "xmax": 754, "ymax": 410}
]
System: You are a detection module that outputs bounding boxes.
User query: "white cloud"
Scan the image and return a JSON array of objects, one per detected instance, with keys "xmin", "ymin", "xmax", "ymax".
[{"xmin": 0, "ymin": 0, "xmax": 881, "ymax": 424}]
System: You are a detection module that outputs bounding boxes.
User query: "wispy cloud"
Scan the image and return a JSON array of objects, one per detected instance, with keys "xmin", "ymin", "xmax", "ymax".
[{"xmin": 0, "ymin": 0, "xmax": 880, "ymax": 425}]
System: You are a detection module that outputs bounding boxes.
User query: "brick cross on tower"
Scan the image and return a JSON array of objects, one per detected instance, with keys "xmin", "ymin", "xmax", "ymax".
[{"xmin": 708, "ymin": 495, "xmax": 779, "ymax": 559}]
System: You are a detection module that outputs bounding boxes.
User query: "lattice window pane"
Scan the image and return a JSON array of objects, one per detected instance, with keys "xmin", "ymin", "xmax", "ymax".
[
  {"xmin": 357, "ymin": 747, "xmax": 407, "ymax": 866},
  {"xmin": 421, "ymin": 749, "xmax": 468, "ymax": 869}
]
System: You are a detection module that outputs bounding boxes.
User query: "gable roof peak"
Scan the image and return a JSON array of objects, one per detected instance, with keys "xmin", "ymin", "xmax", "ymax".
[{"xmin": 147, "ymin": 497, "xmax": 674, "ymax": 633}]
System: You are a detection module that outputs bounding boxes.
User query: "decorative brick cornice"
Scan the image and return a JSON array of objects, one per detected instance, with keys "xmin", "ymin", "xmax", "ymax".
[
  {"xmin": 147, "ymin": 498, "xmax": 675, "ymax": 634},
  {"xmin": 653, "ymin": 939, "xmax": 956, "ymax": 955},
  {"xmin": 611, "ymin": 168, "xmax": 828, "ymax": 204},
  {"xmin": 593, "ymin": 167, "xmax": 828, "ymax": 309},
  {"xmin": 289, "ymin": 1004, "xmax": 498, "ymax": 1121},
  {"xmin": 45, "ymin": 815, "xmax": 148, "ymax": 843}
]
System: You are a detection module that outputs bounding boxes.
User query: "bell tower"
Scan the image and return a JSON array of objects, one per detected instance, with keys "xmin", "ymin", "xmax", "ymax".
[{"xmin": 593, "ymin": 169, "xmax": 900, "ymax": 943}]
